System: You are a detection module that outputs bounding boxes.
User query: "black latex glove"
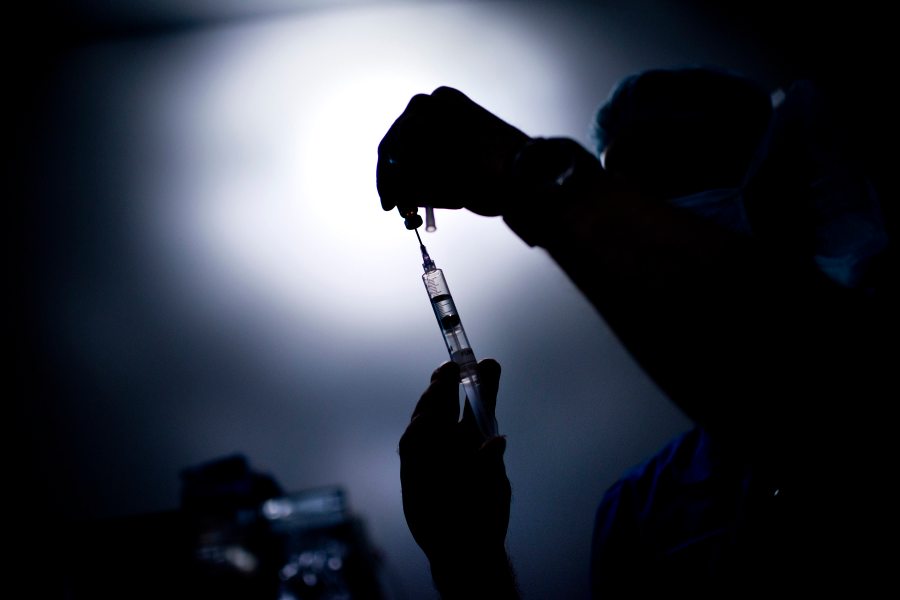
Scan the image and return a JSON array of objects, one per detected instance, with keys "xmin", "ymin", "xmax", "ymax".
[
  {"xmin": 377, "ymin": 87, "xmax": 532, "ymax": 219},
  {"xmin": 399, "ymin": 359, "xmax": 517, "ymax": 598}
]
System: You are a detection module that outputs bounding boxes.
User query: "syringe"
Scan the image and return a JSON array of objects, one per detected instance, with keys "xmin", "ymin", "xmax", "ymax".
[{"xmin": 415, "ymin": 228, "xmax": 498, "ymax": 440}]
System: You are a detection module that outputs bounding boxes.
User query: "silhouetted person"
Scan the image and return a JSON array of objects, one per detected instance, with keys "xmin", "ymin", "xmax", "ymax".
[
  {"xmin": 378, "ymin": 64, "xmax": 895, "ymax": 598},
  {"xmin": 589, "ymin": 68, "xmax": 889, "ymax": 598}
]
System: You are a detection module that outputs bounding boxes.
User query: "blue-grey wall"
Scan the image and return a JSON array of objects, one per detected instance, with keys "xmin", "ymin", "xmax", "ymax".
[{"xmin": 15, "ymin": 1, "xmax": 787, "ymax": 597}]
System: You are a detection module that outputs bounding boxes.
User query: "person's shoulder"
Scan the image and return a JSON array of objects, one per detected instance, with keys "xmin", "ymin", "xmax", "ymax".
[{"xmin": 601, "ymin": 427, "xmax": 709, "ymax": 504}]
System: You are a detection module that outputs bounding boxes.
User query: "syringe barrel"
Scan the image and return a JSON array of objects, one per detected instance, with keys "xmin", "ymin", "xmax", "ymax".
[{"xmin": 422, "ymin": 268, "xmax": 498, "ymax": 439}]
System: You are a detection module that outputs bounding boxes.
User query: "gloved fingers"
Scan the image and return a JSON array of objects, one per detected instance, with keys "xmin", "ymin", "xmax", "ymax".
[
  {"xmin": 377, "ymin": 93, "xmax": 433, "ymax": 211},
  {"xmin": 400, "ymin": 361, "xmax": 461, "ymax": 456},
  {"xmin": 377, "ymin": 86, "xmax": 520, "ymax": 215},
  {"xmin": 477, "ymin": 358, "xmax": 501, "ymax": 413}
]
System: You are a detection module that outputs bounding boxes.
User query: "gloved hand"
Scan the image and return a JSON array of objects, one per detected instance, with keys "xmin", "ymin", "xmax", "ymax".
[
  {"xmin": 399, "ymin": 359, "xmax": 516, "ymax": 597},
  {"xmin": 377, "ymin": 87, "xmax": 532, "ymax": 219}
]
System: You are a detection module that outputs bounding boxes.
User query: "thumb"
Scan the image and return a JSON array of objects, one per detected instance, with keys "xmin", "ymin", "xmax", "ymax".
[{"xmin": 477, "ymin": 358, "xmax": 501, "ymax": 413}]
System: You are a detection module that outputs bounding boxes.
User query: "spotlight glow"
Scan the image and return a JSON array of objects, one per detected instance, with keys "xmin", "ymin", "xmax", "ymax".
[{"xmin": 150, "ymin": 4, "xmax": 568, "ymax": 338}]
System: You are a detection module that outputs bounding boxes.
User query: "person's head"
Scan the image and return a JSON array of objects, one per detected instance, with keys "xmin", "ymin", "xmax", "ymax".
[{"xmin": 593, "ymin": 67, "xmax": 773, "ymax": 199}]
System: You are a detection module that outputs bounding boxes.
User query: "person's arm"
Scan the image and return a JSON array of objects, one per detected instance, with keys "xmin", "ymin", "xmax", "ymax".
[
  {"xmin": 505, "ymin": 136, "xmax": 885, "ymax": 464},
  {"xmin": 379, "ymin": 87, "xmax": 887, "ymax": 468},
  {"xmin": 399, "ymin": 360, "xmax": 519, "ymax": 599}
]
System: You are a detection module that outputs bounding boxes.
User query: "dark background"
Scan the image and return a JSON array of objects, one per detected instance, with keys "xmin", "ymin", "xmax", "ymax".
[{"xmin": 9, "ymin": 1, "xmax": 891, "ymax": 597}]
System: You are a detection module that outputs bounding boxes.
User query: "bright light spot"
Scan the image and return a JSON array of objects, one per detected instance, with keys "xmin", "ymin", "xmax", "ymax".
[
  {"xmin": 280, "ymin": 563, "xmax": 299, "ymax": 580},
  {"xmin": 150, "ymin": 3, "xmax": 570, "ymax": 341},
  {"xmin": 262, "ymin": 497, "xmax": 294, "ymax": 519},
  {"xmin": 225, "ymin": 545, "xmax": 259, "ymax": 573}
]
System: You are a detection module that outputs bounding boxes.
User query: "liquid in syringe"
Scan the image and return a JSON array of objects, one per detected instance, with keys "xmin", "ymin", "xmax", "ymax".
[{"xmin": 416, "ymin": 229, "xmax": 498, "ymax": 439}]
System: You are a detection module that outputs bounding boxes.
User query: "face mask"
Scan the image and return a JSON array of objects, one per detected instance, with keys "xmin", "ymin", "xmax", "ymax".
[
  {"xmin": 668, "ymin": 188, "xmax": 752, "ymax": 236},
  {"xmin": 648, "ymin": 82, "xmax": 889, "ymax": 291},
  {"xmin": 670, "ymin": 181, "xmax": 888, "ymax": 290},
  {"xmin": 809, "ymin": 176, "xmax": 889, "ymax": 289},
  {"xmin": 744, "ymin": 80, "xmax": 889, "ymax": 290}
]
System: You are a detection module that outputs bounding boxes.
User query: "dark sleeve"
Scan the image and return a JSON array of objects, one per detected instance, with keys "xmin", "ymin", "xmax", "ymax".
[
  {"xmin": 502, "ymin": 138, "xmax": 893, "ymax": 471},
  {"xmin": 591, "ymin": 477, "xmax": 644, "ymax": 599}
]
